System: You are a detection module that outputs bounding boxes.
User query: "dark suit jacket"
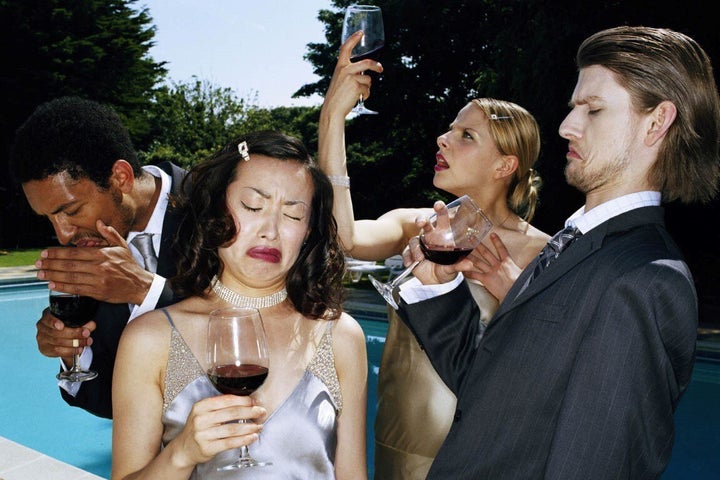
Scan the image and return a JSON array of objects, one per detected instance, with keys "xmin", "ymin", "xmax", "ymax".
[
  {"xmin": 60, "ymin": 162, "xmax": 187, "ymax": 418},
  {"xmin": 399, "ymin": 206, "xmax": 697, "ymax": 479}
]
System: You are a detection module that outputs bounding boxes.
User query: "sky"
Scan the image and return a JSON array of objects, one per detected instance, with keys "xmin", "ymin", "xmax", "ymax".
[{"xmin": 140, "ymin": 0, "xmax": 336, "ymax": 108}]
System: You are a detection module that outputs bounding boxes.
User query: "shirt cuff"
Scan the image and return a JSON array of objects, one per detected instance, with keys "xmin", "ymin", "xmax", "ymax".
[
  {"xmin": 129, "ymin": 274, "xmax": 166, "ymax": 322},
  {"xmin": 398, "ymin": 273, "xmax": 465, "ymax": 304},
  {"xmin": 57, "ymin": 345, "xmax": 94, "ymax": 395}
]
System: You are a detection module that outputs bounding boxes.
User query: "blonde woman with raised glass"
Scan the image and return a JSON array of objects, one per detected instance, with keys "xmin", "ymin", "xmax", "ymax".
[{"xmin": 319, "ymin": 34, "xmax": 550, "ymax": 479}]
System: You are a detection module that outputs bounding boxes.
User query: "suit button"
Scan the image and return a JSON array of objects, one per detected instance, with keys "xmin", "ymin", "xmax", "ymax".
[{"xmin": 454, "ymin": 410, "xmax": 462, "ymax": 422}]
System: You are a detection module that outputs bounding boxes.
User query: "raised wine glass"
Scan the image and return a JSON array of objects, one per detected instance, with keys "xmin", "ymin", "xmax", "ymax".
[
  {"xmin": 341, "ymin": 4, "xmax": 385, "ymax": 116},
  {"xmin": 49, "ymin": 288, "xmax": 99, "ymax": 382},
  {"xmin": 369, "ymin": 195, "xmax": 493, "ymax": 309},
  {"xmin": 207, "ymin": 307, "xmax": 272, "ymax": 470}
]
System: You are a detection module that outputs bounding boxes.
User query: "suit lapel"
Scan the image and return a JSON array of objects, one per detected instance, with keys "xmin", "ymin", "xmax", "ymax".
[{"xmin": 491, "ymin": 206, "xmax": 665, "ymax": 322}]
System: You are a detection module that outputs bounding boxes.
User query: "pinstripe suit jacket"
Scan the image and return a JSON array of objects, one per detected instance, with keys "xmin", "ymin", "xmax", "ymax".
[
  {"xmin": 60, "ymin": 162, "xmax": 187, "ymax": 419},
  {"xmin": 398, "ymin": 206, "xmax": 697, "ymax": 479}
]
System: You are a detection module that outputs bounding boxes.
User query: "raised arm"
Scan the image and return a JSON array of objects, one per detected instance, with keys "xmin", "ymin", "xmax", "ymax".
[{"xmin": 318, "ymin": 31, "xmax": 384, "ymax": 257}]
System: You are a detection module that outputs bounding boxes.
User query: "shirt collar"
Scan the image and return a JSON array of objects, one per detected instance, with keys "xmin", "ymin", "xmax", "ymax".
[
  {"xmin": 566, "ymin": 191, "xmax": 661, "ymax": 234},
  {"xmin": 128, "ymin": 165, "xmax": 171, "ymax": 238}
]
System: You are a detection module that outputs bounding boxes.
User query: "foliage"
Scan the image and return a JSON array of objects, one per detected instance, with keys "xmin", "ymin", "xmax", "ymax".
[
  {"xmin": 141, "ymin": 78, "xmax": 250, "ymax": 168},
  {"xmin": 140, "ymin": 79, "xmax": 321, "ymax": 169},
  {"xmin": 298, "ymin": 0, "xmax": 720, "ymax": 228},
  {"xmin": 0, "ymin": 0, "xmax": 166, "ymax": 247},
  {"xmin": 296, "ymin": 0, "xmax": 720, "ymax": 322}
]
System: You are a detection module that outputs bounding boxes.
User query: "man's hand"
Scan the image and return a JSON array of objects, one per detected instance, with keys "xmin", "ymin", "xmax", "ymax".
[
  {"xmin": 36, "ymin": 220, "xmax": 153, "ymax": 305},
  {"xmin": 36, "ymin": 307, "xmax": 95, "ymax": 365}
]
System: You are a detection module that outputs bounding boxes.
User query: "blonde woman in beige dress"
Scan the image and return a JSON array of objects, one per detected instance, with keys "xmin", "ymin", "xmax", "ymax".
[{"xmin": 319, "ymin": 34, "xmax": 550, "ymax": 479}]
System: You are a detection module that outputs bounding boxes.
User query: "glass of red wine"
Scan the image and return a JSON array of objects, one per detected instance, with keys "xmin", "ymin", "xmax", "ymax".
[
  {"xmin": 341, "ymin": 4, "xmax": 385, "ymax": 116},
  {"xmin": 49, "ymin": 288, "xmax": 99, "ymax": 382},
  {"xmin": 206, "ymin": 307, "xmax": 271, "ymax": 470},
  {"xmin": 369, "ymin": 195, "xmax": 493, "ymax": 309}
]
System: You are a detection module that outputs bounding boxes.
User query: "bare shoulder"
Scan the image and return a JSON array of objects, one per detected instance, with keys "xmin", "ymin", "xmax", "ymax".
[
  {"xmin": 330, "ymin": 313, "xmax": 368, "ymax": 382},
  {"xmin": 332, "ymin": 312, "xmax": 366, "ymax": 344},
  {"xmin": 122, "ymin": 307, "xmax": 171, "ymax": 345},
  {"xmin": 330, "ymin": 312, "xmax": 367, "ymax": 362}
]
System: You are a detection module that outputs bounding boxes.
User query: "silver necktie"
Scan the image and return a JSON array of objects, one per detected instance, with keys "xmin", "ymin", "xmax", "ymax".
[{"xmin": 131, "ymin": 233, "xmax": 158, "ymax": 273}]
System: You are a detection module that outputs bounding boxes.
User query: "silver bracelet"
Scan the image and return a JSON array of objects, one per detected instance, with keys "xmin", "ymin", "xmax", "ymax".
[{"xmin": 328, "ymin": 175, "xmax": 350, "ymax": 188}]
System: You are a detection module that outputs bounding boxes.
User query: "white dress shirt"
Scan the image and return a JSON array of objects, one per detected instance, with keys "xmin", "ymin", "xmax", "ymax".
[{"xmin": 60, "ymin": 166, "xmax": 171, "ymax": 393}]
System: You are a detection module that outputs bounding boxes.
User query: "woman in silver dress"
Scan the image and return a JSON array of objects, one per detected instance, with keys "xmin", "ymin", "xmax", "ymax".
[{"xmin": 111, "ymin": 131, "xmax": 368, "ymax": 479}]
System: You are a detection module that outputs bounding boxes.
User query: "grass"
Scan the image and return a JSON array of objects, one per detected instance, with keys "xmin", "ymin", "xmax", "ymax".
[{"xmin": 0, "ymin": 249, "xmax": 43, "ymax": 268}]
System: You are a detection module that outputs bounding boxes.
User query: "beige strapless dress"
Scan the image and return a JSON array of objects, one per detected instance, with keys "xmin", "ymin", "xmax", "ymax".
[{"xmin": 373, "ymin": 280, "xmax": 497, "ymax": 480}]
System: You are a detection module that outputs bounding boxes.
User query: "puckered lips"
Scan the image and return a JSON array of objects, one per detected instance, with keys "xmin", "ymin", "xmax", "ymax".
[
  {"xmin": 434, "ymin": 152, "xmax": 449, "ymax": 172},
  {"xmin": 247, "ymin": 246, "xmax": 282, "ymax": 264}
]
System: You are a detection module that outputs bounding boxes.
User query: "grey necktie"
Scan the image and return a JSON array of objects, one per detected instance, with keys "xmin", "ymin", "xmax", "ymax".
[
  {"xmin": 530, "ymin": 225, "xmax": 581, "ymax": 282},
  {"xmin": 131, "ymin": 233, "xmax": 158, "ymax": 273}
]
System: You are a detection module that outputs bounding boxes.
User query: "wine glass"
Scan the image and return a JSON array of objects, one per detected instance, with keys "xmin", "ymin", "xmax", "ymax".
[
  {"xmin": 369, "ymin": 195, "xmax": 493, "ymax": 309},
  {"xmin": 49, "ymin": 288, "xmax": 99, "ymax": 382},
  {"xmin": 341, "ymin": 5, "xmax": 385, "ymax": 116},
  {"xmin": 206, "ymin": 307, "xmax": 272, "ymax": 470}
]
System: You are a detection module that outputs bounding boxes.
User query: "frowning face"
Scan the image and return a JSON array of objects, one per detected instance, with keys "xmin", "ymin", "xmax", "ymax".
[{"xmin": 218, "ymin": 155, "xmax": 313, "ymax": 292}]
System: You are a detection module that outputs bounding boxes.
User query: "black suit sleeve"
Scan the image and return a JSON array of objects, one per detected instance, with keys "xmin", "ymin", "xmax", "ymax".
[{"xmin": 397, "ymin": 281, "xmax": 484, "ymax": 394}]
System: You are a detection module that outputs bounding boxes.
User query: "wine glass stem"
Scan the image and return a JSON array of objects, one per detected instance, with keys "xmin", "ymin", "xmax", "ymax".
[
  {"xmin": 388, "ymin": 260, "xmax": 421, "ymax": 289},
  {"xmin": 71, "ymin": 339, "xmax": 81, "ymax": 372},
  {"xmin": 240, "ymin": 445, "xmax": 251, "ymax": 460}
]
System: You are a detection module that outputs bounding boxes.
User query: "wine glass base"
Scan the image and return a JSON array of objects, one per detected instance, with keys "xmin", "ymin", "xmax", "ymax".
[
  {"xmin": 368, "ymin": 274, "xmax": 400, "ymax": 310},
  {"xmin": 217, "ymin": 459, "xmax": 272, "ymax": 470},
  {"xmin": 57, "ymin": 370, "xmax": 98, "ymax": 382},
  {"xmin": 350, "ymin": 106, "xmax": 378, "ymax": 115}
]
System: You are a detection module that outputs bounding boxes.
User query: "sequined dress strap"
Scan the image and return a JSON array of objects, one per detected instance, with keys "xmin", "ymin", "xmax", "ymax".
[
  {"xmin": 160, "ymin": 308, "xmax": 206, "ymax": 412},
  {"xmin": 307, "ymin": 321, "xmax": 343, "ymax": 413}
]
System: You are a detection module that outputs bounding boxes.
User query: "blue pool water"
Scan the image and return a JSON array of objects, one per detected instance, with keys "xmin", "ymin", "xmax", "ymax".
[{"xmin": 0, "ymin": 282, "xmax": 718, "ymax": 479}]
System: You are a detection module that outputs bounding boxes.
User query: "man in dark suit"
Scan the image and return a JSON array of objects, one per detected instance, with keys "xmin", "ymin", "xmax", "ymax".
[
  {"xmin": 395, "ymin": 27, "xmax": 720, "ymax": 479},
  {"xmin": 8, "ymin": 96, "xmax": 187, "ymax": 419}
]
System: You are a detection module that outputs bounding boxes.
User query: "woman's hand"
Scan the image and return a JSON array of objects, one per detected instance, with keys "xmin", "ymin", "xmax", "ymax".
[
  {"xmin": 170, "ymin": 394, "xmax": 267, "ymax": 468},
  {"xmin": 323, "ymin": 30, "xmax": 383, "ymax": 120},
  {"xmin": 459, "ymin": 232, "xmax": 522, "ymax": 302}
]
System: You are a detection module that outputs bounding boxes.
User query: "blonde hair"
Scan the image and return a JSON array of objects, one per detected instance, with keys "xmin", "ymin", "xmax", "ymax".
[{"xmin": 471, "ymin": 98, "xmax": 543, "ymax": 221}]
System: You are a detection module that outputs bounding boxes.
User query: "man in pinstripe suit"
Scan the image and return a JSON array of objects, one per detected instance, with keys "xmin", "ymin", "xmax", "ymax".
[{"xmin": 395, "ymin": 26, "xmax": 720, "ymax": 479}]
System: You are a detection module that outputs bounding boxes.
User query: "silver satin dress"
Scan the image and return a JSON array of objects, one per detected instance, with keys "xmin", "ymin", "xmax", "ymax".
[{"xmin": 160, "ymin": 309, "xmax": 342, "ymax": 479}]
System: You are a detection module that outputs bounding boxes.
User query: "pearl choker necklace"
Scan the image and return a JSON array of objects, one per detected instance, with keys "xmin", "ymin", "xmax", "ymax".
[{"xmin": 211, "ymin": 275, "xmax": 287, "ymax": 309}]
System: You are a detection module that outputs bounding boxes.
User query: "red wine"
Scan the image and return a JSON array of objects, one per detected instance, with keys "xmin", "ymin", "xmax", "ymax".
[
  {"xmin": 419, "ymin": 241, "xmax": 473, "ymax": 265},
  {"xmin": 49, "ymin": 294, "xmax": 99, "ymax": 327},
  {"xmin": 350, "ymin": 44, "xmax": 384, "ymax": 63},
  {"xmin": 208, "ymin": 364, "xmax": 269, "ymax": 396}
]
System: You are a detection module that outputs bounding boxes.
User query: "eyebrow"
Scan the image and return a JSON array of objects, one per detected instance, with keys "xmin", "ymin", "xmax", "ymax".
[
  {"xmin": 50, "ymin": 200, "xmax": 80, "ymax": 216},
  {"xmin": 245, "ymin": 187, "xmax": 309, "ymax": 207},
  {"xmin": 568, "ymin": 95, "xmax": 604, "ymax": 108}
]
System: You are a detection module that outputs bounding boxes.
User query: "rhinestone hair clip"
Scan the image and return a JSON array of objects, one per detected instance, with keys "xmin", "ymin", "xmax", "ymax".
[
  {"xmin": 489, "ymin": 114, "xmax": 513, "ymax": 121},
  {"xmin": 238, "ymin": 141, "xmax": 250, "ymax": 161}
]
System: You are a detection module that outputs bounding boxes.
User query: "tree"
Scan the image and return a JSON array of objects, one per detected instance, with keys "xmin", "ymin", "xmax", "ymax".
[
  {"xmin": 142, "ymin": 78, "xmax": 320, "ymax": 169},
  {"xmin": 299, "ymin": 0, "xmax": 720, "ymax": 325},
  {"xmin": 0, "ymin": 0, "xmax": 165, "ymax": 246}
]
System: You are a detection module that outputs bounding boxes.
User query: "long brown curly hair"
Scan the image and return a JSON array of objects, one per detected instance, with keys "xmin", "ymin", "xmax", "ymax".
[{"xmin": 171, "ymin": 131, "xmax": 346, "ymax": 319}]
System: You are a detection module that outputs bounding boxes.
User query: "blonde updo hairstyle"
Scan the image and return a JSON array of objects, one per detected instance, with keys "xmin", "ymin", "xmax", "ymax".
[{"xmin": 471, "ymin": 98, "xmax": 542, "ymax": 222}]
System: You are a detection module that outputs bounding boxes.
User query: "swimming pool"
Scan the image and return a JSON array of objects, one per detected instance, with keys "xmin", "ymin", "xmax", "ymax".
[{"xmin": 1, "ymin": 282, "xmax": 717, "ymax": 478}]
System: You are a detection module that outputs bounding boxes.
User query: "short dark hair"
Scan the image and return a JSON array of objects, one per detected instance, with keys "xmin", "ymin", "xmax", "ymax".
[
  {"xmin": 171, "ymin": 130, "xmax": 345, "ymax": 319},
  {"xmin": 8, "ymin": 96, "xmax": 142, "ymax": 187},
  {"xmin": 577, "ymin": 26, "xmax": 720, "ymax": 204}
]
